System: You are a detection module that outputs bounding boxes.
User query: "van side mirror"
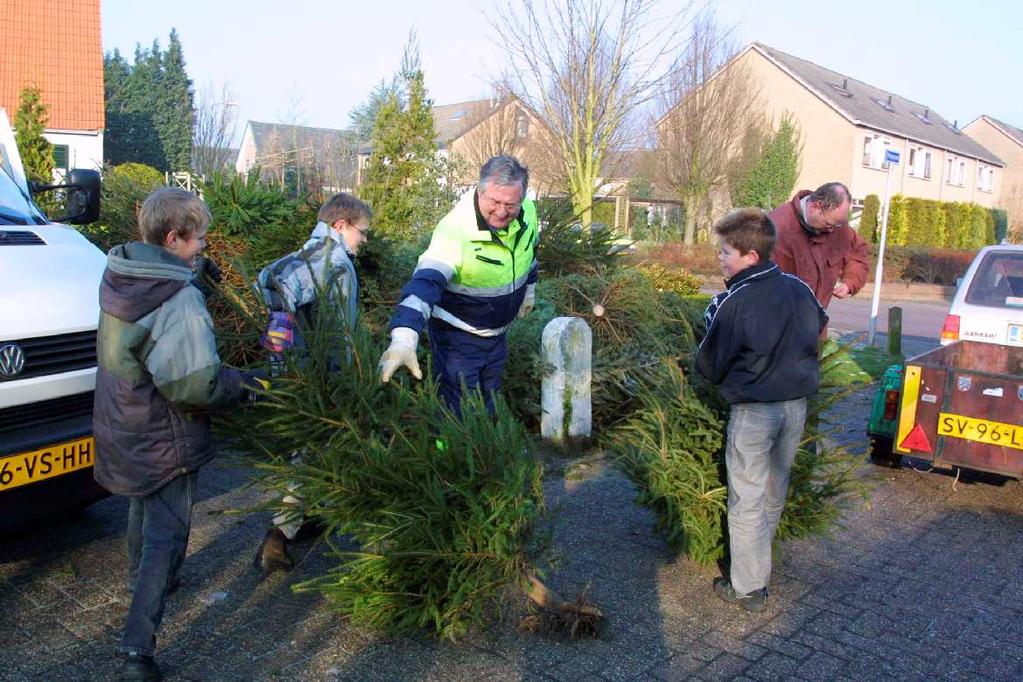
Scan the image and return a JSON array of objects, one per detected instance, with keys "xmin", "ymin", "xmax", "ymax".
[{"xmin": 30, "ymin": 168, "xmax": 102, "ymax": 224}]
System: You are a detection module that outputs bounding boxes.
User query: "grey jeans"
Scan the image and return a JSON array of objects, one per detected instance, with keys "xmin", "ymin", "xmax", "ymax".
[{"xmin": 725, "ymin": 398, "xmax": 807, "ymax": 596}]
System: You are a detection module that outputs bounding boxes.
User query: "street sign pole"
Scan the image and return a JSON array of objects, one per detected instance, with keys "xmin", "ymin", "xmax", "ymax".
[{"xmin": 868, "ymin": 149, "xmax": 900, "ymax": 346}]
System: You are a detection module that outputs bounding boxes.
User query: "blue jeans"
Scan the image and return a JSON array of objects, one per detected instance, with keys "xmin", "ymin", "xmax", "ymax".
[
  {"xmin": 428, "ymin": 322, "xmax": 507, "ymax": 416},
  {"xmin": 121, "ymin": 471, "xmax": 197, "ymax": 656},
  {"xmin": 724, "ymin": 399, "xmax": 806, "ymax": 596}
]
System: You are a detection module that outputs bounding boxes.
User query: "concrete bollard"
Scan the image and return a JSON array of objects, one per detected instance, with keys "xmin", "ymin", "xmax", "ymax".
[
  {"xmin": 541, "ymin": 317, "xmax": 592, "ymax": 444},
  {"xmin": 887, "ymin": 306, "xmax": 902, "ymax": 356}
]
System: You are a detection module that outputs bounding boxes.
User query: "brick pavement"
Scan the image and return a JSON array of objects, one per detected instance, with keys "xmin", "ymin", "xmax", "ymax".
[{"xmin": 2, "ymin": 397, "xmax": 1023, "ymax": 681}]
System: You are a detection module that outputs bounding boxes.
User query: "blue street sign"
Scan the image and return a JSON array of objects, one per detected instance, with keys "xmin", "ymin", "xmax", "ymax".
[{"xmin": 885, "ymin": 149, "xmax": 900, "ymax": 164}]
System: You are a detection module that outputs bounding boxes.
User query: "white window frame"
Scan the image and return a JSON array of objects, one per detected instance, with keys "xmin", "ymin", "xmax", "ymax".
[
  {"xmin": 976, "ymin": 164, "xmax": 994, "ymax": 192},
  {"xmin": 907, "ymin": 147, "xmax": 932, "ymax": 179},
  {"xmin": 862, "ymin": 134, "xmax": 891, "ymax": 170},
  {"xmin": 946, "ymin": 156, "xmax": 966, "ymax": 186}
]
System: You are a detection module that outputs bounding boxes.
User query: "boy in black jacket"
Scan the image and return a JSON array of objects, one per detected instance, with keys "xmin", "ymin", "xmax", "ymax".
[{"xmin": 696, "ymin": 208, "xmax": 827, "ymax": 613}]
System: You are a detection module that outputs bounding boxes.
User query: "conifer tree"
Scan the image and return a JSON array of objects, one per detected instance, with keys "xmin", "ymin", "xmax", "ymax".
[
  {"xmin": 103, "ymin": 31, "xmax": 194, "ymax": 171},
  {"xmin": 158, "ymin": 29, "xmax": 194, "ymax": 171},
  {"xmin": 360, "ymin": 33, "xmax": 455, "ymax": 241},
  {"xmin": 13, "ymin": 85, "xmax": 54, "ymax": 185},
  {"xmin": 729, "ymin": 115, "xmax": 802, "ymax": 210}
]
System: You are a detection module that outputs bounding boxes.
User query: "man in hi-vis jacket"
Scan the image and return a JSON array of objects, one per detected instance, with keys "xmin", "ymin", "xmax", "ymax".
[{"xmin": 378, "ymin": 155, "xmax": 538, "ymax": 415}]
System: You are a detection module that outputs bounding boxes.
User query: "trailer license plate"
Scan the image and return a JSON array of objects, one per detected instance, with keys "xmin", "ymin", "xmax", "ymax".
[
  {"xmin": 0, "ymin": 437, "xmax": 95, "ymax": 492},
  {"xmin": 937, "ymin": 413, "xmax": 1023, "ymax": 451}
]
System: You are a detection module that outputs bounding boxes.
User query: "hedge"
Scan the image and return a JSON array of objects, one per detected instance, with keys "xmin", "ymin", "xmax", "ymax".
[{"xmin": 860, "ymin": 194, "xmax": 1000, "ymax": 249}]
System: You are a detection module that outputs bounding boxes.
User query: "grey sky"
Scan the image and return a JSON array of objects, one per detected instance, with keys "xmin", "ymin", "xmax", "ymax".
[{"xmin": 101, "ymin": 0, "xmax": 1022, "ymax": 136}]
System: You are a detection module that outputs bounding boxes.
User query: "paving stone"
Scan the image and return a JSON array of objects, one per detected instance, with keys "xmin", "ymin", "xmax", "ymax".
[
  {"xmin": 742, "ymin": 651, "xmax": 801, "ymax": 681},
  {"xmin": 744, "ymin": 631, "xmax": 812, "ymax": 661},
  {"xmin": 694, "ymin": 652, "xmax": 751, "ymax": 681},
  {"xmin": 647, "ymin": 653, "xmax": 707, "ymax": 681},
  {"xmin": 796, "ymin": 650, "xmax": 846, "ymax": 681}
]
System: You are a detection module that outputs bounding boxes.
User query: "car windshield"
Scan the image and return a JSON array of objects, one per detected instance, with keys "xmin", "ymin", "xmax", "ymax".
[
  {"xmin": 965, "ymin": 251, "xmax": 1023, "ymax": 309},
  {"xmin": 0, "ymin": 164, "xmax": 48, "ymax": 225}
]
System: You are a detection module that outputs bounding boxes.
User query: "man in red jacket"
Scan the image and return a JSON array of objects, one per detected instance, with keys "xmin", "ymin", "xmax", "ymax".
[{"xmin": 768, "ymin": 182, "xmax": 870, "ymax": 313}]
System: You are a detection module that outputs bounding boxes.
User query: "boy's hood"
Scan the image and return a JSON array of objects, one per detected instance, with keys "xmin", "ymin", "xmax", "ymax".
[{"xmin": 100, "ymin": 241, "xmax": 195, "ymax": 322}]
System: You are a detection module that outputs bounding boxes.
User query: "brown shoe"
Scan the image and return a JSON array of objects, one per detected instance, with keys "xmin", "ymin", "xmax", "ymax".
[{"xmin": 254, "ymin": 528, "xmax": 294, "ymax": 574}]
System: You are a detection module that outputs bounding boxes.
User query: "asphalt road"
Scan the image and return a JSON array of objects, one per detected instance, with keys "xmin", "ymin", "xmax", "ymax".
[{"xmin": 826, "ymin": 294, "xmax": 949, "ymax": 342}]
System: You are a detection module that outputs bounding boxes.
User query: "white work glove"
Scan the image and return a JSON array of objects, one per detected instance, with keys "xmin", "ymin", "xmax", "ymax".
[
  {"xmin": 379, "ymin": 327, "xmax": 422, "ymax": 383},
  {"xmin": 517, "ymin": 283, "xmax": 536, "ymax": 319}
]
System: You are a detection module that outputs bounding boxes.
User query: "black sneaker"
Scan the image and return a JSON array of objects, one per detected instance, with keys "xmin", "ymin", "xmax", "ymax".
[
  {"xmin": 254, "ymin": 527, "xmax": 294, "ymax": 575},
  {"xmin": 713, "ymin": 578, "xmax": 768, "ymax": 613},
  {"xmin": 119, "ymin": 652, "xmax": 162, "ymax": 681}
]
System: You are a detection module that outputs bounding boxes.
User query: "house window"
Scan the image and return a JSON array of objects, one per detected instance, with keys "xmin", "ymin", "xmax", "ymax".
[
  {"xmin": 946, "ymin": 156, "xmax": 967, "ymax": 186},
  {"xmin": 907, "ymin": 147, "xmax": 932, "ymax": 179},
  {"xmin": 976, "ymin": 164, "xmax": 994, "ymax": 192},
  {"xmin": 862, "ymin": 135, "xmax": 891, "ymax": 169},
  {"xmin": 52, "ymin": 144, "xmax": 70, "ymax": 171},
  {"xmin": 515, "ymin": 111, "xmax": 529, "ymax": 139}
]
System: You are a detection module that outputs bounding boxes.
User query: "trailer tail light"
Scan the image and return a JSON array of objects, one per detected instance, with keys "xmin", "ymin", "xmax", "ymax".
[
  {"xmin": 940, "ymin": 314, "xmax": 960, "ymax": 343},
  {"xmin": 883, "ymin": 390, "xmax": 900, "ymax": 421}
]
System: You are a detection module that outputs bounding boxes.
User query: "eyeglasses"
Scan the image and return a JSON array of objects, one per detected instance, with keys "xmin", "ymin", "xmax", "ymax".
[
  {"xmin": 480, "ymin": 193, "xmax": 522, "ymax": 213},
  {"xmin": 815, "ymin": 204, "xmax": 847, "ymax": 230}
]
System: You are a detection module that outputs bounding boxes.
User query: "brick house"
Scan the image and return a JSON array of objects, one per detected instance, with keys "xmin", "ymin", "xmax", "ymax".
[
  {"xmin": 0, "ymin": 0, "xmax": 105, "ymax": 176},
  {"xmin": 659, "ymin": 42, "xmax": 1004, "ymax": 213},
  {"xmin": 963, "ymin": 116, "xmax": 1023, "ymax": 235}
]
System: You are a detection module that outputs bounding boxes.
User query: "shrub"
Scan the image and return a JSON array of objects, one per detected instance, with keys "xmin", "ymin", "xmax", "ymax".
[
  {"xmin": 992, "ymin": 208, "xmax": 1009, "ymax": 242},
  {"xmin": 868, "ymin": 245, "xmax": 976, "ymax": 284},
  {"xmin": 80, "ymin": 163, "xmax": 165, "ymax": 251},
  {"xmin": 635, "ymin": 263, "xmax": 702, "ymax": 296},
  {"xmin": 859, "ymin": 194, "xmax": 880, "ymax": 243}
]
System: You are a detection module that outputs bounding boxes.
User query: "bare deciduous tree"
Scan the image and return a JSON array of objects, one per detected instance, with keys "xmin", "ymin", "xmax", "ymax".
[
  {"xmin": 492, "ymin": 0, "xmax": 692, "ymax": 227},
  {"xmin": 655, "ymin": 12, "xmax": 766, "ymax": 244},
  {"xmin": 192, "ymin": 81, "xmax": 238, "ymax": 179}
]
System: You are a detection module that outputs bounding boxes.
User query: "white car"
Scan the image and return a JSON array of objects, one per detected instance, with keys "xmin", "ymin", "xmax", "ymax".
[{"xmin": 940, "ymin": 244, "xmax": 1023, "ymax": 347}]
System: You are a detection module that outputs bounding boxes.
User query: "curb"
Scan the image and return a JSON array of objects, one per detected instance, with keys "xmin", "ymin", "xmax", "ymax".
[{"xmin": 857, "ymin": 282, "xmax": 955, "ymax": 303}]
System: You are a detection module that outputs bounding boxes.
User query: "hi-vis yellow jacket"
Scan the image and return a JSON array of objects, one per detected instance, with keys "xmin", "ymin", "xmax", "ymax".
[{"xmin": 390, "ymin": 190, "xmax": 539, "ymax": 337}]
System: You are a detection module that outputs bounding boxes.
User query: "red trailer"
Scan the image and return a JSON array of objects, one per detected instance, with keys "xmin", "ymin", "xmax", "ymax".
[{"xmin": 891, "ymin": 341, "xmax": 1023, "ymax": 478}]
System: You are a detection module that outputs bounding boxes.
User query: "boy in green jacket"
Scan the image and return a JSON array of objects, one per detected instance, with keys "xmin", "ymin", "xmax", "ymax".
[{"xmin": 93, "ymin": 187, "xmax": 261, "ymax": 681}]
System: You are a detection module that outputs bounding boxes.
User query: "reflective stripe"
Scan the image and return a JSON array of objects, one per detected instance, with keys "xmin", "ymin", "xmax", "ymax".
[
  {"xmin": 433, "ymin": 306, "xmax": 509, "ymax": 337},
  {"xmin": 399, "ymin": 294, "xmax": 432, "ymax": 319},
  {"xmin": 414, "ymin": 257, "xmax": 455, "ymax": 281},
  {"xmin": 447, "ymin": 270, "xmax": 532, "ymax": 297}
]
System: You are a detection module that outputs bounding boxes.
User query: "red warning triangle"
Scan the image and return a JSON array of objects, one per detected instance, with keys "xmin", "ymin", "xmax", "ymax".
[{"xmin": 899, "ymin": 423, "xmax": 932, "ymax": 453}]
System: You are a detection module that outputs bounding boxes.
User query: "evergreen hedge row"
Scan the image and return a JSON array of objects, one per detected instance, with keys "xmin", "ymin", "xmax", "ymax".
[{"xmin": 858, "ymin": 193, "xmax": 999, "ymax": 249}]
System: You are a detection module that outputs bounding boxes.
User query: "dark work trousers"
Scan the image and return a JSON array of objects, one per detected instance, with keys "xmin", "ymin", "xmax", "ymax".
[
  {"xmin": 427, "ymin": 321, "xmax": 508, "ymax": 417},
  {"xmin": 120, "ymin": 470, "xmax": 197, "ymax": 656}
]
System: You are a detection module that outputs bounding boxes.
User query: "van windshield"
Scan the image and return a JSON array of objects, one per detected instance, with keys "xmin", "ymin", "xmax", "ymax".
[
  {"xmin": 965, "ymin": 251, "xmax": 1023, "ymax": 309},
  {"xmin": 0, "ymin": 166, "xmax": 48, "ymax": 225}
]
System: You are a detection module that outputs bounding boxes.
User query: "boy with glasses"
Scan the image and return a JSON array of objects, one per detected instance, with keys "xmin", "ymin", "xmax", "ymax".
[{"xmin": 252, "ymin": 192, "xmax": 372, "ymax": 573}]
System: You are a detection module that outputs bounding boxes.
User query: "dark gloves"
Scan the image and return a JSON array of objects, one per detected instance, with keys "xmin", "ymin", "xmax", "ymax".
[
  {"xmin": 196, "ymin": 255, "xmax": 223, "ymax": 283},
  {"xmin": 242, "ymin": 369, "xmax": 272, "ymax": 405}
]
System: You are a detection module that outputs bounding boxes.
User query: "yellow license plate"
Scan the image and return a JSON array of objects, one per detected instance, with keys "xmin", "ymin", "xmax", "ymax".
[
  {"xmin": 937, "ymin": 413, "xmax": 1023, "ymax": 451},
  {"xmin": 0, "ymin": 437, "xmax": 95, "ymax": 492}
]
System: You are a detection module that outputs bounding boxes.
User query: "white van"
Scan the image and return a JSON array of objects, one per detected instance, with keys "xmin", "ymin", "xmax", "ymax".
[{"xmin": 0, "ymin": 107, "xmax": 107, "ymax": 533}]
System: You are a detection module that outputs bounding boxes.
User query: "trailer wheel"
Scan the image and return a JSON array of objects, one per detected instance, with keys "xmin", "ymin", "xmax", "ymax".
[{"xmin": 869, "ymin": 435, "xmax": 901, "ymax": 468}]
